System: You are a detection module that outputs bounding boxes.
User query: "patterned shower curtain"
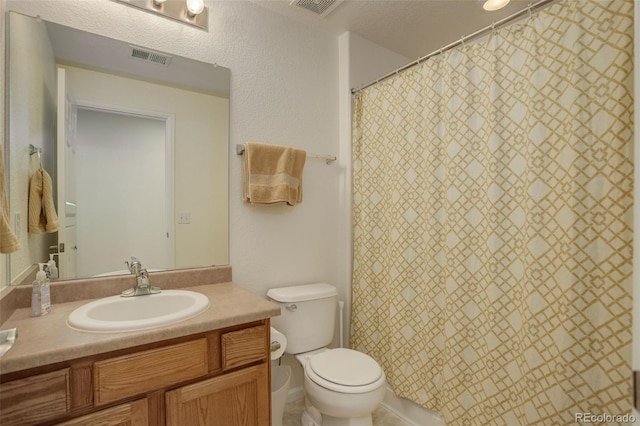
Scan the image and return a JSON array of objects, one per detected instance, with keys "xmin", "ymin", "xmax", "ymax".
[{"xmin": 351, "ymin": 1, "xmax": 633, "ymax": 425}]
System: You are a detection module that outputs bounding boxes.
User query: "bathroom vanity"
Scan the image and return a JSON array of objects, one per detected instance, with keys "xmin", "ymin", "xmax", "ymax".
[{"xmin": 0, "ymin": 267, "xmax": 280, "ymax": 426}]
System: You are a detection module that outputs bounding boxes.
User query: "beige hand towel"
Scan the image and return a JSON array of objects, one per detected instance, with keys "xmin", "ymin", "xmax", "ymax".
[
  {"xmin": 0, "ymin": 146, "xmax": 20, "ymax": 253},
  {"xmin": 242, "ymin": 142, "xmax": 307, "ymax": 206},
  {"xmin": 28, "ymin": 169, "xmax": 60, "ymax": 234}
]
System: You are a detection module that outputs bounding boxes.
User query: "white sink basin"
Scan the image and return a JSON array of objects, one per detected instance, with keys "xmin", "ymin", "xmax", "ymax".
[
  {"xmin": 67, "ymin": 290, "xmax": 210, "ymax": 332},
  {"xmin": 93, "ymin": 269, "xmax": 163, "ymax": 277}
]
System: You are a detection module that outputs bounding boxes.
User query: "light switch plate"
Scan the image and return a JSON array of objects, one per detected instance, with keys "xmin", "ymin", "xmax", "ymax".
[{"xmin": 178, "ymin": 211, "xmax": 191, "ymax": 224}]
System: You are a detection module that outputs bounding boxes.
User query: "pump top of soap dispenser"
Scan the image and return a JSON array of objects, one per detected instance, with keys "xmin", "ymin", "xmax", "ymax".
[
  {"xmin": 36, "ymin": 263, "xmax": 47, "ymax": 281},
  {"xmin": 47, "ymin": 255, "xmax": 58, "ymax": 280}
]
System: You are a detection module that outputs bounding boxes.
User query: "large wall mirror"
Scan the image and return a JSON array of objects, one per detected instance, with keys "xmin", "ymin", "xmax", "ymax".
[{"xmin": 6, "ymin": 11, "xmax": 230, "ymax": 284}]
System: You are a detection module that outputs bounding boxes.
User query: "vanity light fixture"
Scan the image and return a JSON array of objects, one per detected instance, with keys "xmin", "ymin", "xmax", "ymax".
[
  {"xmin": 483, "ymin": 0, "xmax": 510, "ymax": 11},
  {"xmin": 114, "ymin": 0, "xmax": 209, "ymax": 31},
  {"xmin": 186, "ymin": 0, "xmax": 205, "ymax": 17}
]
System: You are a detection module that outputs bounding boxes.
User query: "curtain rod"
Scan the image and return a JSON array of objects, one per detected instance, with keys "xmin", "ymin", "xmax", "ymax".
[{"xmin": 351, "ymin": 0, "xmax": 558, "ymax": 94}]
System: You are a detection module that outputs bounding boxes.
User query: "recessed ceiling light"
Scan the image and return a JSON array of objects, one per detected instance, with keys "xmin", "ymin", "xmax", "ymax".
[{"xmin": 483, "ymin": 0, "xmax": 510, "ymax": 11}]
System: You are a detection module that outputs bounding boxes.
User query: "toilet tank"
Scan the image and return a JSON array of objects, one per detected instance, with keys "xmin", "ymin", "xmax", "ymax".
[{"xmin": 267, "ymin": 283, "xmax": 337, "ymax": 354}]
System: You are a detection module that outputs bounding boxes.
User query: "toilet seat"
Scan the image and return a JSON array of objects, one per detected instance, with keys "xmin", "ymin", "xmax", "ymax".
[{"xmin": 306, "ymin": 348, "xmax": 385, "ymax": 394}]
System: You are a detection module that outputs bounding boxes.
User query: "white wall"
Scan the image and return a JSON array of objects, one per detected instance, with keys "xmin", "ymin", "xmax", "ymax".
[{"xmin": 345, "ymin": 32, "xmax": 410, "ymax": 90}]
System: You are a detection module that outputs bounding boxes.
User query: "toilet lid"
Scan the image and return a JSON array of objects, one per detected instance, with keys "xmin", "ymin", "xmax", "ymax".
[{"xmin": 308, "ymin": 348, "xmax": 383, "ymax": 387}]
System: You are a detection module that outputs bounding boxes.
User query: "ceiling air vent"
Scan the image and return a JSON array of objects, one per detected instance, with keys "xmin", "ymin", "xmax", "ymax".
[
  {"xmin": 289, "ymin": 0, "xmax": 344, "ymax": 17},
  {"xmin": 129, "ymin": 46, "xmax": 173, "ymax": 67}
]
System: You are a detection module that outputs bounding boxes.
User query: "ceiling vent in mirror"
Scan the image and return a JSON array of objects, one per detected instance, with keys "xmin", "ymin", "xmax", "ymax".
[
  {"xmin": 289, "ymin": 0, "xmax": 344, "ymax": 17},
  {"xmin": 129, "ymin": 46, "xmax": 173, "ymax": 67}
]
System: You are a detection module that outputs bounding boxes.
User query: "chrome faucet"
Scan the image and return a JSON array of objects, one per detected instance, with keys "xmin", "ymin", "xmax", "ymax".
[{"xmin": 121, "ymin": 257, "xmax": 161, "ymax": 297}]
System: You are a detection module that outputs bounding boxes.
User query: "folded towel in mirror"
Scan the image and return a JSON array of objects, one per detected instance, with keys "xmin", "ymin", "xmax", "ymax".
[{"xmin": 28, "ymin": 169, "xmax": 60, "ymax": 234}]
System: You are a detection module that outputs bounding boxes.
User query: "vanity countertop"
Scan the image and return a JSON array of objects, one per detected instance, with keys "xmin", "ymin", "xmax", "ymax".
[{"xmin": 0, "ymin": 282, "xmax": 280, "ymax": 375}]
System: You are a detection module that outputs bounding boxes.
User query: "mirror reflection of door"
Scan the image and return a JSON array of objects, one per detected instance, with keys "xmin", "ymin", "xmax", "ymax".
[
  {"xmin": 73, "ymin": 108, "xmax": 174, "ymax": 278},
  {"xmin": 57, "ymin": 67, "xmax": 174, "ymax": 279}
]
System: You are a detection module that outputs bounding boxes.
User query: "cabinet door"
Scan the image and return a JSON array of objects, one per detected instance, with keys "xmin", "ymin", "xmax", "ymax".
[
  {"xmin": 0, "ymin": 368, "xmax": 70, "ymax": 425},
  {"xmin": 56, "ymin": 398, "xmax": 148, "ymax": 426},
  {"xmin": 94, "ymin": 338, "xmax": 208, "ymax": 406},
  {"xmin": 165, "ymin": 364, "xmax": 269, "ymax": 426}
]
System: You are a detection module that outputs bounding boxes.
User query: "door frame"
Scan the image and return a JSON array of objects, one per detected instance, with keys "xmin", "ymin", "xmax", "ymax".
[{"xmin": 74, "ymin": 99, "xmax": 176, "ymax": 270}]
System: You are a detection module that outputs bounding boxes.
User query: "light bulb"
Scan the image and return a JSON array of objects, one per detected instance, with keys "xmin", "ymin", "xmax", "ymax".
[
  {"xmin": 186, "ymin": 0, "xmax": 205, "ymax": 16},
  {"xmin": 483, "ymin": 0, "xmax": 510, "ymax": 11}
]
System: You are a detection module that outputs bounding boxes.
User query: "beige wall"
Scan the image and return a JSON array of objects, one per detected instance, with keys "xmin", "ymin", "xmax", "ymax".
[{"xmin": 7, "ymin": 11, "xmax": 57, "ymax": 283}]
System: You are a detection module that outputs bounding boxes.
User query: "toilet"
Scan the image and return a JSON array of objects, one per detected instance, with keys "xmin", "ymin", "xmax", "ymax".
[{"xmin": 267, "ymin": 283, "xmax": 386, "ymax": 426}]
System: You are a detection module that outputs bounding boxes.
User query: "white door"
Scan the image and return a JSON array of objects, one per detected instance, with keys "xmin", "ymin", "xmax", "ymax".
[
  {"xmin": 56, "ymin": 67, "xmax": 78, "ymax": 279},
  {"xmin": 74, "ymin": 108, "xmax": 173, "ymax": 275}
]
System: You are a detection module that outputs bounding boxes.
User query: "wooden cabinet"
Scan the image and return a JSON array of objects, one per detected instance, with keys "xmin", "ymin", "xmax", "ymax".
[
  {"xmin": 166, "ymin": 364, "xmax": 269, "ymax": 426},
  {"xmin": 222, "ymin": 325, "xmax": 268, "ymax": 371},
  {"xmin": 0, "ymin": 321, "xmax": 270, "ymax": 426},
  {"xmin": 0, "ymin": 369, "xmax": 70, "ymax": 425},
  {"xmin": 57, "ymin": 399, "xmax": 149, "ymax": 426},
  {"xmin": 93, "ymin": 339, "xmax": 209, "ymax": 406}
]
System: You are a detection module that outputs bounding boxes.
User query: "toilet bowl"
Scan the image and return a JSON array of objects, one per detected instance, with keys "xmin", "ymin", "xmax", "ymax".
[
  {"xmin": 267, "ymin": 283, "xmax": 387, "ymax": 426},
  {"xmin": 299, "ymin": 348, "xmax": 386, "ymax": 426}
]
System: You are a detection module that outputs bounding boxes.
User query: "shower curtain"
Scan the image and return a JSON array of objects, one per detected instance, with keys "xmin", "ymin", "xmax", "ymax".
[{"xmin": 351, "ymin": 1, "xmax": 633, "ymax": 425}]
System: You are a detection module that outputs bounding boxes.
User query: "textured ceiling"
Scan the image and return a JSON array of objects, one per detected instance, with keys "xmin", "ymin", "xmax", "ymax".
[{"xmin": 250, "ymin": 0, "xmax": 534, "ymax": 60}]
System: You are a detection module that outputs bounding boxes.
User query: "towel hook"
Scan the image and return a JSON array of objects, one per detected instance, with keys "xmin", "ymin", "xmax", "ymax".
[{"xmin": 29, "ymin": 144, "xmax": 43, "ymax": 169}]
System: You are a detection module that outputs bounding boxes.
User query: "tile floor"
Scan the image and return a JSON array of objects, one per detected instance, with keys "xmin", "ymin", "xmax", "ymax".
[{"xmin": 282, "ymin": 398, "xmax": 410, "ymax": 426}]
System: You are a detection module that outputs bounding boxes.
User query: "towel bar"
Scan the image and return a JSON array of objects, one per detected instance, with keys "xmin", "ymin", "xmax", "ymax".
[{"xmin": 236, "ymin": 144, "xmax": 336, "ymax": 165}]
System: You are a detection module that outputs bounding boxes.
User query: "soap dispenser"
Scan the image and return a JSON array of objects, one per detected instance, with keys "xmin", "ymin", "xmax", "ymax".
[
  {"xmin": 31, "ymin": 269, "xmax": 42, "ymax": 317},
  {"xmin": 37, "ymin": 263, "xmax": 51, "ymax": 315},
  {"xmin": 47, "ymin": 254, "xmax": 58, "ymax": 281}
]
